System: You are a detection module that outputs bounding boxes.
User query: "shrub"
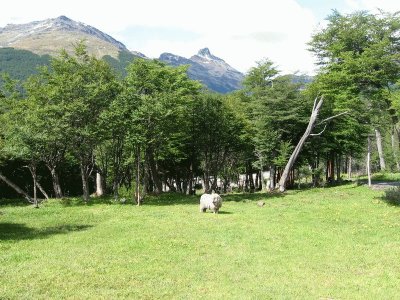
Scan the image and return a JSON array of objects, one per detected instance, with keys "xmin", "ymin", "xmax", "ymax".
[{"xmin": 383, "ymin": 187, "xmax": 400, "ymax": 206}]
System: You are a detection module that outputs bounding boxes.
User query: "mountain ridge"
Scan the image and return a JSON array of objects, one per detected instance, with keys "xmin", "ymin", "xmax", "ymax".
[
  {"xmin": 0, "ymin": 16, "xmax": 244, "ymax": 93},
  {"xmin": 159, "ymin": 48, "xmax": 243, "ymax": 93},
  {"xmin": 0, "ymin": 16, "xmax": 128, "ymax": 59}
]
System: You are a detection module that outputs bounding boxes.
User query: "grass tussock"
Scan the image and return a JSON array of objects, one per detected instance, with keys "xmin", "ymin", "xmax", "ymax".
[{"xmin": 1, "ymin": 184, "xmax": 400, "ymax": 299}]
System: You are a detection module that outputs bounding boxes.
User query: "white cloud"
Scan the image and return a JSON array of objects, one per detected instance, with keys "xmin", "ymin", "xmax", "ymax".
[{"xmin": 0, "ymin": 0, "xmax": 398, "ymax": 75}]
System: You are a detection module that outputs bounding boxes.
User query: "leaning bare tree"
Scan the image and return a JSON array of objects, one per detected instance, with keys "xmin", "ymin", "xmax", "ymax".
[
  {"xmin": 278, "ymin": 96, "xmax": 347, "ymax": 192},
  {"xmin": 0, "ymin": 172, "xmax": 34, "ymax": 203}
]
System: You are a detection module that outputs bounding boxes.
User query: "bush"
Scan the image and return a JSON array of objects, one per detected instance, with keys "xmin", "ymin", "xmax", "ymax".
[{"xmin": 383, "ymin": 187, "xmax": 400, "ymax": 206}]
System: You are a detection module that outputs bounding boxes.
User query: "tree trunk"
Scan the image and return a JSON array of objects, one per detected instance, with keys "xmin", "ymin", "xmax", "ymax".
[
  {"xmin": 367, "ymin": 136, "xmax": 372, "ymax": 187},
  {"xmin": 36, "ymin": 181, "xmax": 49, "ymax": 200},
  {"xmin": 188, "ymin": 162, "xmax": 194, "ymax": 195},
  {"xmin": 326, "ymin": 151, "xmax": 335, "ymax": 183},
  {"xmin": 176, "ymin": 176, "xmax": 182, "ymax": 193},
  {"xmin": 135, "ymin": 145, "xmax": 142, "ymax": 206},
  {"xmin": 312, "ymin": 154, "xmax": 320, "ymax": 187},
  {"xmin": 96, "ymin": 172, "xmax": 104, "ymax": 197},
  {"xmin": 80, "ymin": 162, "xmax": 90, "ymax": 202},
  {"xmin": 347, "ymin": 156, "xmax": 352, "ymax": 180},
  {"xmin": 269, "ymin": 165, "xmax": 276, "ymax": 190},
  {"xmin": 146, "ymin": 148, "xmax": 162, "ymax": 194},
  {"xmin": 375, "ymin": 129, "xmax": 386, "ymax": 171},
  {"xmin": 27, "ymin": 164, "xmax": 39, "ymax": 208},
  {"xmin": 260, "ymin": 169, "xmax": 266, "ymax": 191},
  {"xmin": 279, "ymin": 97, "xmax": 323, "ymax": 192},
  {"xmin": 336, "ymin": 154, "xmax": 341, "ymax": 182},
  {"xmin": 248, "ymin": 162, "xmax": 255, "ymax": 192},
  {"xmin": 135, "ymin": 145, "xmax": 141, "ymax": 206},
  {"xmin": 0, "ymin": 172, "xmax": 33, "ymax": 203},
  {"xmin": 203, "ymin": 172, "xmax": 211, "ymax": 193},
  {"xmin": 112, "ymin": 181, "xmax": 119, "ymax": 200},
  {"xmin": 182, "ymin": 178, "xmax": 188, "ymax": 194},
  {"xmin": 391, "ymin": 127, "xmax": 400, "ymax": 171},
  {"xmin": 48, "ymin": 165, "xmax": 63, "ymax": 198}
]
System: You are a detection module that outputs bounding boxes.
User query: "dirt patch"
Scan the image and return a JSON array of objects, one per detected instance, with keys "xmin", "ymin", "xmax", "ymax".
[{"xmin": 370, "ymin": 182, "xmax": 400, "ymax": 190}]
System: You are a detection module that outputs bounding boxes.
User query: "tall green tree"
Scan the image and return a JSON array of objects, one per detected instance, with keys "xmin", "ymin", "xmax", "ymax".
[
  {"xmin": 44, "ymin": 43, "xmax": 120, "ymax": 201},
  {"xmin": 0, "ymin": 75, "xmax": 36, "ymax": 203},
  {"xmin": 122, "ymin": 58, "xmax": 201, "ymax": 195},
  {"xmin": 309, "ymin": 10, "xmax": 400, "ymax": 173},
  {"xmin": 243, "ymin": 60, "xmax": 308, "ymax": 189}
]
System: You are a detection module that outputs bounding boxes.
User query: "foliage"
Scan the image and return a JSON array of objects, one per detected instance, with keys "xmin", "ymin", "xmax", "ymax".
[
  {"xmin": 102, "ymin": 50, "xmax": 137, "ymax": 78},
  {"xmin": 306, "ymin": 10, "xmax": 400, "ymax": 175}
]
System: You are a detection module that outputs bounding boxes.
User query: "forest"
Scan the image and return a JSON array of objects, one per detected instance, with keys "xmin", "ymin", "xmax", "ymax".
[{"xmin": 1, "ymin": 10, "xmax": 400, "ymax": 205}]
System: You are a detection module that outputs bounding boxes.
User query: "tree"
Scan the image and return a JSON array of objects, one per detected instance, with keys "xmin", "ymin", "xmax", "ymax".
[
  {"xmin": 309, "ymin": 10, "xmax": 400, "ymax": 175},
  {"xmin": 243, "ymin": 60, "xmax": 309, "ymax": 190},
  {"xmin": 192, "ymin": 93, "xmax": 246, "ymax": 192},
  {"xmin": 45, "ymin": 42, "xmax": 120, "ymax": 202},
  {"xmin": 0, "ymin": 74, "xmax": 36, "ymax": 204},
  {"xmin": 123, "ymin": 58, "xmax": 201, "ymax": 196}
]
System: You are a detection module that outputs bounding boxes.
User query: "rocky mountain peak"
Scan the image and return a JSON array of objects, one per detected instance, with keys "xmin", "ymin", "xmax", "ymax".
[
  {"xmin": 159, "ymin": 48, "xmax": 243, "ymax": 93},
  {"xmin": 0, "ymin": 16, "xmax": 128, "ymax": 52},
  {"xmin": 198, "ymin": 47, "xmax": 211, "ymax": 57},
  {"xmin": 194, "ymin": 47, "xmax": 224, "ymax": 63}
]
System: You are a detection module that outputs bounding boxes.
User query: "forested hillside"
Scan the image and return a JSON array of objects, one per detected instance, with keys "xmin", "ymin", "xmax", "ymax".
[
  {"xmin": 0, "ymin": 48, "xmax": 51, "ymax": 81},
  {"xmin": 0, "ymin": 10, "xmax": 399, "ymax": 203}
]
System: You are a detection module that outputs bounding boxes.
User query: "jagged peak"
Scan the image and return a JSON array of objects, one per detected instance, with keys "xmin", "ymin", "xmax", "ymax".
[
  {"xmin": 198, "ymin": 48, "xmax": 212, "ymax": 57},
  {"xmin": 194, "ymin": 47, "xmax": 224, "ymax": 63}
]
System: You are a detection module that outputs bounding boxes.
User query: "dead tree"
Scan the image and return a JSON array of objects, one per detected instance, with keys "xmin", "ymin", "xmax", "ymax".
[
  {"xmin": 278, "ymin": 96, "xmax": 347, "ymax": 192},
  {"xmin": 0, "ymin": 172, "xmax": 34, "ymax": 203}
]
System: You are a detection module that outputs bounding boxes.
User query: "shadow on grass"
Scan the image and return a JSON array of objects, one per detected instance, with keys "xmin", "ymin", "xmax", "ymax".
[
  {"xmin": 0, "ymin": 223, "xmax": 93, "ymax": 241},
  {"xmin": 144, "ymin": 193, "xmax": 199, "ymax": 206},
  {"xmin": 380, "ymin": 197, "xmax": 400, "ymax": 207},
  {"xmin": 378, "ymin": 187, "xmax": 400, "ymax": 207},
  {"xmin": 215, "ymin": 211, "xmax": 233, "ymax": 214},
  {"xmin": 0, "ymin": 197, "xmax": 117, "ymax": 208},
  {"xmin": 144, "ymin": 191, "xmax": 287, "ymax": 206},
  {"xmin": 0, "ymin": 198, "xmax": 32, "ymax": 207},
  {"xmin": 293, "ymin": 180, "xmax": 355, "ymax": 191}
]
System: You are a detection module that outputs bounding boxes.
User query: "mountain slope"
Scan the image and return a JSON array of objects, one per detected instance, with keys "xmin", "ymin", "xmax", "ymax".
[
  {"xmin": 0, "ymin": 17, "xmax": 244, "ymax": 93},
  {"xmin": 0, "ymin": 16, "xmax": 127, "ymax": 58},
  {"xmin": 160, "ymin": 48, "xmax": 243, "ymax": 93}
]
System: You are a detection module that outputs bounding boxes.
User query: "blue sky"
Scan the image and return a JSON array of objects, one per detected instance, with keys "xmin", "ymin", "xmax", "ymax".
[{"xmin": 0, "ymin": 0, "xmax": 398, "ymax": 74}]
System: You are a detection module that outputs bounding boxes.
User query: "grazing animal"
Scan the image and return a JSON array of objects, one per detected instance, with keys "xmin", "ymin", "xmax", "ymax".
[{"xmin": 199, "ymin": 193, "xmax": 222, "ymax": 213}]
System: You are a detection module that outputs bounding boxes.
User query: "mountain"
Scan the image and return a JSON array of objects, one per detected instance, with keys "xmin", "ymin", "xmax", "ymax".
[
  {"xmin": 0, "ymin": 16, "xmax": 128, "ymax": 58},
  {"xmin": 160, "ymin": 48, "xmax": 243, "ymax": 93},
  {"xmin": 0, "ymin": 17, "xmax": 243, "ymax": 93}
]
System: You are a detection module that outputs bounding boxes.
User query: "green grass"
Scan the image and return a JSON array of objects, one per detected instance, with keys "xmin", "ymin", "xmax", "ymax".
[{"xmin": 1, "ymin": 184, "xmax": 400, "ymax": 299}]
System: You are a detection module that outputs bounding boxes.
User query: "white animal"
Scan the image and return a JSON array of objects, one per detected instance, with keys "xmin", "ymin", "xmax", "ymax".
[{"xmin": 199, "ymin": 193, "xmax": 222, "ymax": 213}]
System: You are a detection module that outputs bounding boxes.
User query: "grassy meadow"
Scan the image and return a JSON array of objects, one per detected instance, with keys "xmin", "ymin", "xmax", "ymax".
[{"xmin": 1, "ymin": 183, "xmax": 400, "ymax": 299}]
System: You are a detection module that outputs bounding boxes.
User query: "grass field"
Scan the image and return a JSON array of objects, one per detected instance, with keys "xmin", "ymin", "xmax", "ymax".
[{"xmin": 1, "ymin": 183, "xmax": 400, "ymax": 299}]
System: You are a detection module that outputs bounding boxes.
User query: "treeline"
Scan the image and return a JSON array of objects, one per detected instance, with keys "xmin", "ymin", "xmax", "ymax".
[
  {"xmin": 0, "ymin": 48, "xmax": 52, "ymax": 83},
  {"xmin": 1, "ymin": 10, "xmax": 400, "ymax": 204}
]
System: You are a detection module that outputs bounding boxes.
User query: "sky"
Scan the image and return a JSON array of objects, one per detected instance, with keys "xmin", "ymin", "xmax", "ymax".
[{"xmin": 0, "ymin": 0, "xmax": 399, "ymax": 75}]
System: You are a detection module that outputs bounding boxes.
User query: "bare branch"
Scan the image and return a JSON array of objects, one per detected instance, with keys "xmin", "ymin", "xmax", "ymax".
[
  {"xmin": 312, "ymin": 96, "xmax": 318, "ymax": 111},
  {"xmin": 310, "ymin": 124, "xmax": 328, "ymax": 136},
  {"xmin": 317, "ymin": 111, "xmax": 349, "ymax": 125},
  {"xmin": 312, "ymin": 93, "xmax": 322, "ymax": 111}
]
